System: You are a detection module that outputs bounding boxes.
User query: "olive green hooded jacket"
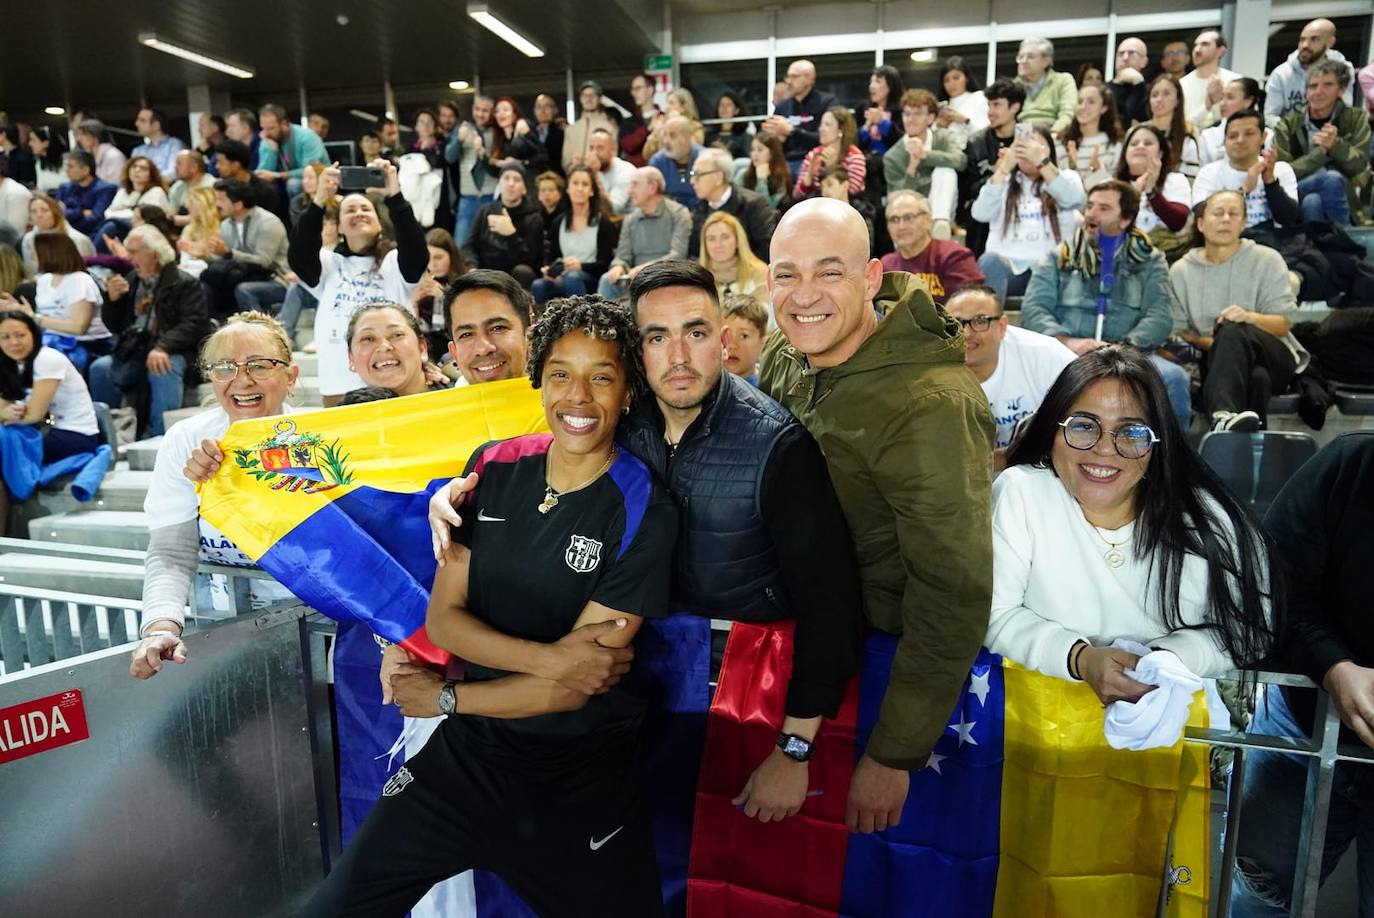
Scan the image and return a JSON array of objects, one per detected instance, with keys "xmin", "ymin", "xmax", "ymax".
[{"xmin": 758, "ymin": 272, "xmax": 994, "ymax": 770}]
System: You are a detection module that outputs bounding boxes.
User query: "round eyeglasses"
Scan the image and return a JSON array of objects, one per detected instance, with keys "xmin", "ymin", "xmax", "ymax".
[
  {"xmin": 205, "ymin": 357, "xmax": 289, "ymax": 383},
  {"xmin": 1058, "ymin": 414, "xmax": 1158, "ymax": 459}
]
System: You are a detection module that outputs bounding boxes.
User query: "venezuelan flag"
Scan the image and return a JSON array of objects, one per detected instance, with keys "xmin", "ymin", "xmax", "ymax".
[{"xmin": 689, "ymin": 623, "xmax": 1214, "ymax": 917}]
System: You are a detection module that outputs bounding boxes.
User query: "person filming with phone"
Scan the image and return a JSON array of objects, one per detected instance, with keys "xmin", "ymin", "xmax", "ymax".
[{"xmin": 459, "ymin": 163, "xmax": 545, "ymax": 290}]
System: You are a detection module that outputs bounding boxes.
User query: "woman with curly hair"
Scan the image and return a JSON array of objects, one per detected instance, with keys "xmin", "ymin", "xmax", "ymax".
[{"xmin": 304, "ymin": 294, "xmax": 675, "ymax": 917}]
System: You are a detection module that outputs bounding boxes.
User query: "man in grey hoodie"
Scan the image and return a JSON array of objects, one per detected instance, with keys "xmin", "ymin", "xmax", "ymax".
[{"xmin": 1265, "ymin": 19, "xmax": 1357, "ymax": 119}]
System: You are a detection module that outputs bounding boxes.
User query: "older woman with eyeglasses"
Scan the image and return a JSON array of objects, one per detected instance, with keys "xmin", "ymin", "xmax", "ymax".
[{"xmin": 985, "ymin": 346, "xmax": 1279, "ymax": 704}]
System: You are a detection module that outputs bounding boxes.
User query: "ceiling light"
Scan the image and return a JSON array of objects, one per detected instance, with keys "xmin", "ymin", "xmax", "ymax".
[
  {"xmin": 910, "ymin": 49, "xmax": 937, "ymax": 63},
  {"xmin": 449, "ymin": 80, "xmax": 471, "ymax": 91},
  {"xmin": 44, "ymin": 106, "xmax": 66, "ymax": 116},
  {"xmin": 348, "ymin": 109, "xmax": 380, "ymax": 122},
  {"xmin": 466, "ymin": 4, "xmax": 544, "ymax": 58},
  {"xmin": 138, "ymin": 33, "xmax": 255, "ymax": 79}
]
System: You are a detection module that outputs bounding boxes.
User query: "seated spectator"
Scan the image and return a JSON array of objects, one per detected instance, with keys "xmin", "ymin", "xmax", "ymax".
[
  {"xmin": 1170, "ymin": 189, "xmax": 1303, "ymax": 432},
  {"xmin": 378, "ymin": 117, "xmax": 404, "ymax": 159},
  {"xmin": 859, "ymin": 65, "xmax": 905, "ymax": 157},
  {"xmin": 883, "ymin": 89, "xmax": 965, "ymax": 238},
  {"xmin": 223, "ymin": 108, "xmax": 262, "ymax": 171},
  {"xmin": 763, "ymin": 59, "xmax": 837, "ymax": 168},
  {"xmin": 597, "ymin": 166, "xmax": 692, "ymax": 300},
  {"xmin": 1057, "ymin": 82, "xmax": 1124, "ymax": 191},
  {"xmin": 817, "ymin": 164, "xmax": 876, "ymax": 254},
  {"xmin": 167, "ymin": 151, "xmax": 216, "ymax": 228},
  {"xmin": 936, "ymin": 55, "xmax": 989, "ymax": 146},
  {"xmin": 532, "ymin": 164, "xmax": 619, "ymax": 306},
  {"xmin": 131, "ymin": 204, "xmax": 178, "ymax": 247},
  {"xmin": 619, "ymin": 73, "xmax": 663, "ymax": 168},
  {"xmin": 175, "ymin": 187, "xmax": 225, "ymax": 278},
  {"xmin": 73, "ymin": 119, "xmax": 127, "ymax": 185},
  {"xmin": 1109, "ymin": 38, "xmax": 1152, "ymax": 126},
  {"xmin": 1014, "ymin": 38, "xmax": 1078, "ymax": 134},
  {"xmin": 359, "ymin": 130, "xmax": 385, "ymax": 164},
  {"xmin": 528, "ymin": 94, "xmax": 565, "ymax": 173},
  {"xmin": 971, "ymin": 124, "xmax": 1084, "ymax": 300},
  {"xmin": 1230, "ymin": 433, "xmax": 1374, "ymax": 916},
  {"xmin": 443, "ymin": 269, "xmax": 532, "ymax": 385},
  {"xmin": 277, "ymin": 204, "xmax": 338, "ymax": 350},
  {"xmin": 487, "ymin": 97, "xmax": 550, "ymax": 179},
  {"xmin": 534, "ymin": 170, "xmax": 566, "ymax": 241},
  {"xmin": 944, "ymin": 284, "xmax": 1074, "ymax": 457},
  {"xmin": 0, "ymin": 154, "xmax": 32, "ymax": 235},
  {"xmin": 0, "ymin": 125, "xmax": 35, "ymax": 188},
  {"xmin": 794, "ymin": 106, "xmax": 865, "ymax": 199},
  {"xmin": 1361, "ymin": 60, "xmax": 1374, "ymax": 122},
  {"xmin": 27, "ymin": 126, "xmax": 68, "ymax": 193},
  {"xmin": 721, "ymin": 293, "xmax": 768, "ymax": 383},
  {"xmin": 96, "ymin": 156, "xmax": 171, "ymax": 251},
  {"xmin": 54, "ymin": 150, "xmax": 117, "ymax": 238},
  {"xmin": 1078, "ymin": 62, "xmax": 1105, "ymax": 86},
  {"xmin": 880, "ymin": 191, "xmax": 983, "ymax": 304},
  {"xmin": 986, "ymin": 345, "xmax": 1277, "ymax": 700},
  {"xmin": 1161, "ymin": 41, "xmax": 1190, "ymax": 80},
  {"xmin": 88, "ymin": 225, "xmax": 209, "ymax": 436},
  {"xmin": 963, "ymin": 79, "xmax": 1026, "ymax": 256},
  {"xmin": 1275, "ymin": 60, "xmax": 1371, "ymax": 226},
  {"xmin": 1198, "ymin": 78, "xmax": 1271, "ymax": 165},
  {"xmin": 698, "ymin": 210, "xmax": 769, "ymax": 308},
  {"xmin": 648, "ymin": 115, "xmax": 705, "ymax": 209},
  {"xmin": 733, "ymin": 132, "xmax": 791, "ymax": 209},
  {"xmin": 0, "ymin": 309, "xmax": 102, "ymax": 535},
  {"xmin": 562, "ymin": 81, "xmax": 619, "ymax": 173},
  {"xmin": 345, "ymin": 303, "xmax": 448, "ymax": 396},
  {"xmin": 459, "ymin": 163, "xmax": 544, "ymax": 289},
  {"xmin": 214, "ymin": 139, "xmax": 285, "ymax": 223},
  {"xmin": 1114, "ymin": 124, "xmax": 1192, "ymax": 256},
  {"xmin": 587, "ymin": 128, "xmax": 636, "ymax": 216},
  {"xmin": 195, "ymin": 113, "xmax": 226, "ymax": 171},
  {"xmin": 409, "ymin": 227, "xmax": 468, "ymax": 357},
  {"xmin": 404, "ymin": 109, "xmax": 453, "ymax": 231},
  {"xmin": 255, "ymin": 103, "xmax": 327, "ymax": 198},
  {"xmin": 1264, "ymin": 18, "xmax": 1358, "ymax": 120},
  {"xmin": 687, "ymin": 147, "xmax": 777, "ymax": 261},
  {"xmin": 643, "ymin": 88, "xmax": 706, "ymax": 161},
  {"xmin": 20, "ymin": 192, "xmax": 95, "ymax": 274},
  {"xmin": 0, "ymin": 245, "xmax": 24, "ymax": 297},
  {"xmin": 1145, "ymin": 75, "xmax": 1202, "ymax": 178},
  {"xmin": 308, "ymin": 112, "xmax": 330, "ymax": 141},
  {"xmin": 131, "ymin": 108, "xmax": 187, "ymax": 176},
  {"xmin": 288, "ymin": 164, "xmax": 327, "ymax": 229},
  {"xmin": 1192, "ymin": 110, "xmax": 1300, "ymax": 229},
  {"xmin": 3, "ymin": 233, "xmax": 114, "ymax": 364},
  {"xmin": 1178, "ymin": 30, "xmax": 1240, "ymax": 130},
  {"xmin": 199, "ymin": 179, "xmax": 289, "ymax": 319},
  {"xmin": 1020, "ymin": 179, "xmax": 1191, "ymax": 427},
  {"xmin": 704, "ymin": 91, "xmax": 752, "ymax": 160}
]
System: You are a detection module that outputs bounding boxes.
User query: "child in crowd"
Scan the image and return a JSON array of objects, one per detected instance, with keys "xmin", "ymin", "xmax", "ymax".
[{"xmin": 722, "ymin": 293, "xmax": 768, "ymax": 385}]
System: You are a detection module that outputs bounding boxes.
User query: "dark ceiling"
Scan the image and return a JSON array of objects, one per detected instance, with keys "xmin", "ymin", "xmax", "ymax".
[{"xmin": 1, "ymin": 0, "xmax": 660, "ymax": 125}]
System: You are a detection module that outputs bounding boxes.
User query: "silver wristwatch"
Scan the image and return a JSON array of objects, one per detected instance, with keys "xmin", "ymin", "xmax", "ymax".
[{"xmin": 437, "ymin": 680, "xmax": 457, "ymax": 715}]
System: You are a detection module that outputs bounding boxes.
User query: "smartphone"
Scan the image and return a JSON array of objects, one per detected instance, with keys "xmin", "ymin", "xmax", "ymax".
[
  {"xmin": 339, "ymin": 166, "xmax": 386, "ymax": 191},
  {"xmin": 547, "ymin": 259, "xmax": 565, "ymax": 278},
  {"xmin": 1014, "ymin": 123, "xmax": 1036, "ymax": 143}
]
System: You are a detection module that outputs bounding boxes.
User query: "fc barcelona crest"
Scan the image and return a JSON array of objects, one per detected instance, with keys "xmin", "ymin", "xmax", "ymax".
[
  {"xmin": 564, "ymin": 535, "xmax": 603, "ymax": 573},
  {"xmin": 232, "ymin": 418, "xmax": 355, "ymax": 494}
]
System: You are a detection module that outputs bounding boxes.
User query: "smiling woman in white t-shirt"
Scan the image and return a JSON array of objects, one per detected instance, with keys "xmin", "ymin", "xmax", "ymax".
[
  {"xmin": 129, "ymin": 311, "xmax": 302, "ymax": 680},
  {"xmin": 0, "ymin": 309, "xmax": 101, "ymax": 534},
  {"xmin": 1, "ymin": 232, "xmax": 114, "ymax": 359}
]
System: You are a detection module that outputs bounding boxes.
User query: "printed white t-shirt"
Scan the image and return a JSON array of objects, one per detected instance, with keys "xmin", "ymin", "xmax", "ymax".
[
  {"xmin": 303, "ymin": 248, "xmax": 419, "ymax": 396},
  {"xmin": 30, "ymin": 346, "xmax": 99, "ymax": 435},
  {"xmin": 35, "ymin": 272, "xmax": 112, "ymax": 342},
  {"xmin": 1191, "ymin": 159, "xmax": 1299, "ymax": 228},
  {"xmin": 981, "ymin": 325, "xmax": 1077, "ymax": 449}
]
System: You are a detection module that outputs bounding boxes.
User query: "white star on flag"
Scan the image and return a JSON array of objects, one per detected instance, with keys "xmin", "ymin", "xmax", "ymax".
[
  {"xmin": 925, "ymin": 752, "xmax": 948, "ymax": 775},
  {"xmin": 948, "ymin": 715, "xmax": 978, "ymax": 747},
  {"xmin": 969, "ymin": 670, "xmax": 991, "ymax": 706}
]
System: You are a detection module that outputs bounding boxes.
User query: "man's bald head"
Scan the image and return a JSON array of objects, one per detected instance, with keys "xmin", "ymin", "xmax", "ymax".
[
  {"xmin": 785, "ymin": 60, "xmax": 818, "ymax": 100},
  {"xmin": 768, "ymin": 198, "xmax": 883, "ymax": 368},
  {"xmin": 1298, "ymin": 19, "xmax": 1338, "ymax": 65}
]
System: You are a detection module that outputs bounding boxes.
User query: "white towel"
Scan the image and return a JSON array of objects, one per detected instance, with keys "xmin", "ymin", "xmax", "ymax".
[{"xmin": 1103, "ymin": 639, "xmax": 1230, "ymax": 750}]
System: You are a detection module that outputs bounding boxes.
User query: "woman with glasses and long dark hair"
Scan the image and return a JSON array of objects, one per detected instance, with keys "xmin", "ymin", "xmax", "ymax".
[{"xmin": 985, "ymin": 346, "xmax": 1279, "ymax": 704}]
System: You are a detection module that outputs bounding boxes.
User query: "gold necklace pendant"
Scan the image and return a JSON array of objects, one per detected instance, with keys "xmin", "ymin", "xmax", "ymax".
[{"xmin": 538, "ymin": 489, "xmax": 559, "ymax": 514}]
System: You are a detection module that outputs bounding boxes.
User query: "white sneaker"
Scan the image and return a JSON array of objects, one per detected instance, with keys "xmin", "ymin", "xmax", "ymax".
[{"xmin": 1212, "ymin": 410, "xmax": 1260, "ymax": 432}]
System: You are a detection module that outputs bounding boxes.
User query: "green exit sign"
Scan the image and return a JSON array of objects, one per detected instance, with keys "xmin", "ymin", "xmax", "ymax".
[{"xmin": 644, "ymin": 54, "xmax": 673, "ymax": 72}]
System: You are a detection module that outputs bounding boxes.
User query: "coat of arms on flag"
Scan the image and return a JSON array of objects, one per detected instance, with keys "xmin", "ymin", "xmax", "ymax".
[{"xmin": 232, "ymin": 418, "xmax": 354, "ymax": 494}]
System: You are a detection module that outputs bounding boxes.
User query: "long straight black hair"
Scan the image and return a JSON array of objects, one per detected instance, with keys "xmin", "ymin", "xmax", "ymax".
[
  {"xmin": 1007, "ymin": 346, "xmax": 1282, "ymax": 670},
  {"xmin": 0, "ymin": 309, "xmax": 43, "ymax": 401}
]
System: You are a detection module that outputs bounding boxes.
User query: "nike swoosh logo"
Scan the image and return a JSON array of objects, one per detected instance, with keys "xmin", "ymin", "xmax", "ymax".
[
  {"xmin": 476, "ymin": 510, "xmax": 505, "ymax": 522},
  {"xmin": 589, "ymin": 826, "xmax": 623, "ymax": 851}
]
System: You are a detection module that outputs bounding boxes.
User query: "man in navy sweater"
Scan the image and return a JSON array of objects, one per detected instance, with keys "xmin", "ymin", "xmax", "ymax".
[{"xmin": 53, "ymin": 150, "xmax": 117, "ymax": 237}]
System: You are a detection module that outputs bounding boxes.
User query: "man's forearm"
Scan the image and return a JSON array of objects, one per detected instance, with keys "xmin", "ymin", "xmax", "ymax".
[{"xmin": 455, "ymin": 674, "xmax": 584, "ymax": 719}]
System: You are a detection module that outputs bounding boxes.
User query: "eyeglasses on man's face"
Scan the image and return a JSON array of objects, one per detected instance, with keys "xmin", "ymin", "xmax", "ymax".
[
  {"xmin": 888, "ymin": 211, "xmax": 931, "ymax": 225},
  {"xmin": 1058, "ymin": 414, "xmax": 1159, "ymax": 459},
  {"xmin": 956, "ymin": 314, "xmax": 1000, "ymax": 332}
]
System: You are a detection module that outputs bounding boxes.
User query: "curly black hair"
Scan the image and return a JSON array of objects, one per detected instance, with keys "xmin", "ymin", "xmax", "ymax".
[{"xmin": 526, "ymin": 295, "xmax": 646, "ymax": 402}]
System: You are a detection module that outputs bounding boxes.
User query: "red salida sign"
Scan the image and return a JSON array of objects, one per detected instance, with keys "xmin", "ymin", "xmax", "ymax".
[{"xmin": 0, "ymin": 689, "xmax": 90, "ymax": 765}]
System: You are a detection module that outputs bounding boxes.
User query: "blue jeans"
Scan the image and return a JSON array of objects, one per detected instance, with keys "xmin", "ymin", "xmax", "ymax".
[
  {"xmin": 1297, "ymin": 169, "xmax": 1351, "ymax": 225},
  {"xmin": 234, "ymin": 280, "xmax": 288, "ymax": 315},
  {"xmin": 531, "ymin": 269, "xmax": 593, "ymax": 305},
  {"xmin": 454, "ymin": 195, "xmax": 482, "ymax": 249},
  {"xmin": 1148, "ymin": 353, "xmax": 1193, "ymax": 429},
  {"xmin": 597, "ymin": 273, "xmax": 629, "ymax": 302},
  {"xmin": 93, "ymin": 218, "xmax": 132, "ymax": 253},
  {"xmin": 279, "ymin": 283, "xmax": 317, "ymax": 343},
  {"xmin": 1230, "ymin": 684, "xmax": 1374, "ymax": 916},
  {"xmin": 976, "ymin": 252, "xmax": 1033, "ymax": 303},
  {"xmin": 89, "ymin": 351, "xmax": 187, "ymax": 437}
]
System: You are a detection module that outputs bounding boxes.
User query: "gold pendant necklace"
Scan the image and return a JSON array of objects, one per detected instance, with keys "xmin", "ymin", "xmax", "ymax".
[{"xmin": 539, "ymin": 448, "xmax": 617, "ymax": 514}]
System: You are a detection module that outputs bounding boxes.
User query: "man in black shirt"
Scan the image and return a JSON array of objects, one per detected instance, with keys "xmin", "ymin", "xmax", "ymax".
[
  {"xmin": 460, "ymin": 163, "xmax": 545, "ymax": 289},
  {"xmin": 1231, "ymin": 432, "xmax": 1374, "ymax": 913},
  {"xmin": 960, "ymin": 79, "xmax": 1024, "ymax": 257},
  {"xmin": 762, "ymin": 59, "xmax": 838, "ymax": 168},
  {"xmin": 215, "ymin": 139, "xmax": 288, "ymax": 225}
]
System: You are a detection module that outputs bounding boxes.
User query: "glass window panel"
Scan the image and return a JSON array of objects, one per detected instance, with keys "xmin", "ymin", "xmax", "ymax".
[
  {"xmin": 889, "ymin": 44, "xmax": 991, "ymax": 97},
  {"xmin": 681, "ymin": 59, "xmax": 769, "ymax": 124}
]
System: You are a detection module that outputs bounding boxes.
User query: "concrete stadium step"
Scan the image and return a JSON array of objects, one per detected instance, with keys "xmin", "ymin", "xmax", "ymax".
[
  {"xmin": 292, "ymin": 352, "xmax": 318, "ymax": 375},
  {"xmin": 29, "ymin": 511, "xmax": 152, "ymax": 552},
  {"xmin": 196, "ymin": 376, "xmax": 322, "ymax": 408},
  {"xmin": 162, "ymin": 406, "xmax": 216, "ymax": 429},
  {"xmin": 0, "ymin": 552, "xmax": 145, "ymax": 601},
  {"xmin": 127, "ymin": 438, "xmax": 163, "ymax": 471},
  {"xmin": 20, "ymin": 469, "xmax": 152, "ymax": 519}
]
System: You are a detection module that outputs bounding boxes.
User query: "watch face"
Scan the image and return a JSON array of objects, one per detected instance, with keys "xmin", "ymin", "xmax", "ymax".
[
  {"xmin": 438, "ymin": 685, "xmax": 456, "ymax": 715},
  {"xmin": 783, "ymin": 736, "xmax": 811, "ymax": 758}
]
